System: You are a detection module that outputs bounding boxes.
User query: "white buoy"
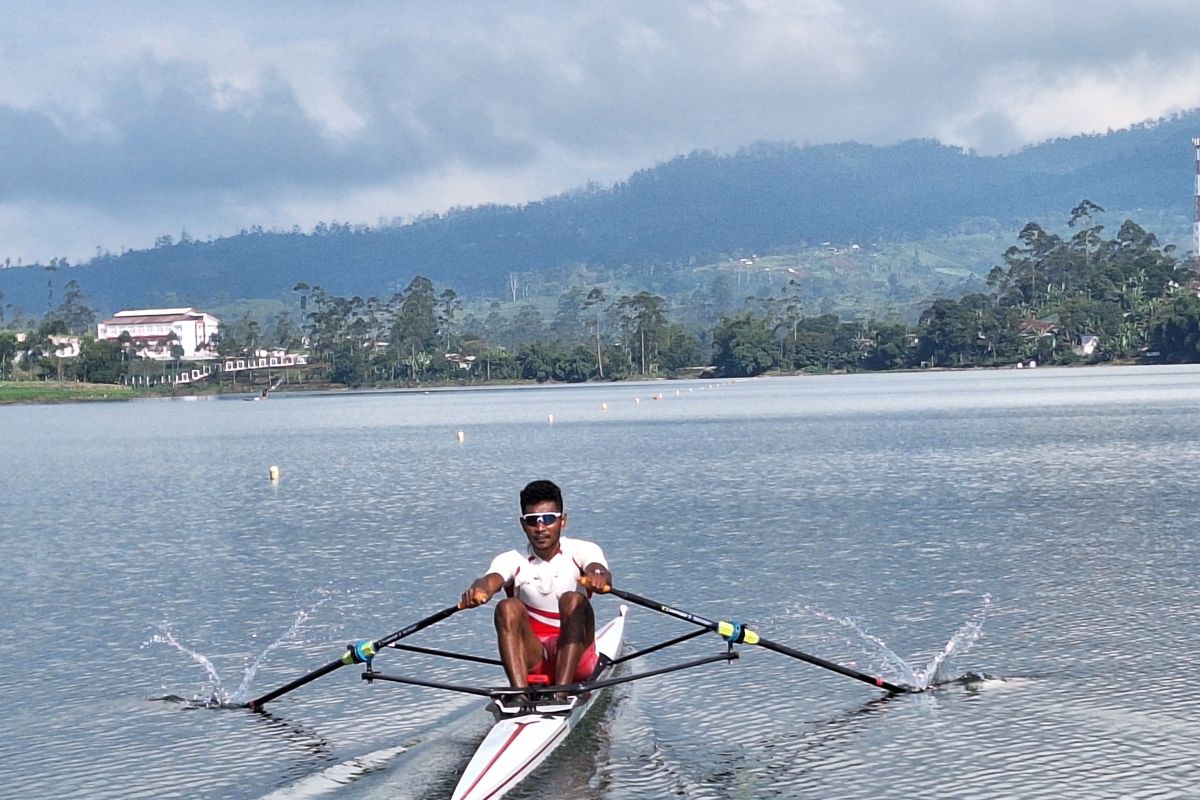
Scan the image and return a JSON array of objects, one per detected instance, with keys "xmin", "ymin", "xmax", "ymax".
[
  {"xmin": 268, "ymin": 465, "xmax": 280, "ymax": 481},
  {"xmin": 601, "ymin": 402, "xmax": 608, "ymax": 412},
  {"xmin": 457, "ymin": 430, "xmax": 465, "ymax": 443},
  {"xmin": 634, "ymin": 397, "xmax": 641, "ymax": 405},
  {"xmin": 547, "ymin": 414, "xmax": 555, "ymax": 424}
]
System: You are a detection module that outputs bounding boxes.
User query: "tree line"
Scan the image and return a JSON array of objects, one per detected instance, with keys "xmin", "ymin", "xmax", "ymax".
[
  {"xmin": 4, "ymin": 202, "xmax": 1200, "ymax": 387},
  {"xmin": 709, "ymin": 201, "xmax": 1199, "ymax": 375},
  {"xmin": 255, "ymin": 279, "xmax": 701, "ymax": 385}
]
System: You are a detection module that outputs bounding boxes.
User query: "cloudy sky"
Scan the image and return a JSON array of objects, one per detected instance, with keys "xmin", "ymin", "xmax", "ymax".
[{"xmin": 3, "ymin": 1, "xmax": 1199, "ymax": 265}]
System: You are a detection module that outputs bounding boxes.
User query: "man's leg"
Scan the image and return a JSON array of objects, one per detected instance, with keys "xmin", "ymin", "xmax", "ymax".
[
  {"xmin": 494, "ymin": 598, "xmax": 544, "ymax": 688},
  {"xmin": 553, "ymin": 590, "xmax": 596, "ymax": 686}
]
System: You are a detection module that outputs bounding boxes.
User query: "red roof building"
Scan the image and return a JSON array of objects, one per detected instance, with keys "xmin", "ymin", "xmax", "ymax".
[{"xmin": 97, "ymin": 308, "xmax": 221, "ymax": 360}]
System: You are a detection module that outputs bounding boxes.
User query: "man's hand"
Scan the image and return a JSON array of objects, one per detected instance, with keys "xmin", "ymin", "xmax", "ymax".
[
  {"xmin": 459, "ymin": 580, "xmax": 494, "ymax": 609},
  {"xmin": 577, "ymin": 564, "xmax": 612, "ymax": 593}
]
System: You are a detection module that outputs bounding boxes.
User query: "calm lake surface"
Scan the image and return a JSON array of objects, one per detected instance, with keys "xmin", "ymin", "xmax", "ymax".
[{"xmin": 3, "ymin": 366, "xmax": 1198, "ymax": 799}]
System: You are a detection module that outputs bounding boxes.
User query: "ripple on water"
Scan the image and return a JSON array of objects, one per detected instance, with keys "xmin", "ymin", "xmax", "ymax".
[{"xmin": 6, "ymin": 371, "xmax": 1200, "ymax": 798}]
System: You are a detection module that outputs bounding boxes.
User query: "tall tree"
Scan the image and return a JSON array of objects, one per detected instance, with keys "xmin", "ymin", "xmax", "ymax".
[
  {"xmin": 271, "ymin": 311, "xmax": 302, "ymax": 350},
  {"xmin": 48, "ymin": 280, "xmax": 96, "ymax": 334},
  {"xmin": 550, "ymin": 287, "xmax": 586, "ymax": 340},
  {"xmin": 436, "ymin": 288, "xmax": 462, "ymax": 351},
  {"xmin": 1149, "ymin": 294, "xmax": 1200, "ymax": 362},
  {"xmin": 582, "ymin": 287, "xmax": 609, "ymax": 378},
  {"xmin": 0, "ymin": 330, "xmax": 17, "ymax": 380},
  {"xmin": 616, "ymin": 291, "xmax": 667, "ymax": 375},
  {"xmin": 1068, "ymin": 199, "xmax": 1106, "ymax": 296},
  {"xmin": 711, "ymin": 312, "xmax": 777, "ymax": 376},
  {"xmin": 507, "ymin": 304, "xmax": 547, "ymax": 348},
  {"xmin": 389, "ymin": 276, "xmax": 438, "ymax": 381}
]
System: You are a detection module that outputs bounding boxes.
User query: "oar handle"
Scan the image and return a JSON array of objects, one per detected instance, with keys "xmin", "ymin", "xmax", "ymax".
[
  {"xmin": 244, "ymin": 603, "xmax": 462, "ymax": 711},
  {"xmin": 607, "ymin": 587, "xmax": 908, "ymax": 694}
]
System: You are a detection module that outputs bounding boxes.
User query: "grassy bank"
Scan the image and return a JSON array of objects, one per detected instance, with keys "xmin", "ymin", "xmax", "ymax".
[{"xmin": 0, "ymin": 380, "xmax": 136, "ymax": 404}]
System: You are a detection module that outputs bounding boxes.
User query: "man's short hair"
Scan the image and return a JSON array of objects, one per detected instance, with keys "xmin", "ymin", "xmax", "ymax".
[{"xmin": 520, "ymin": 479, "xmax": 563, "ymax": 513}]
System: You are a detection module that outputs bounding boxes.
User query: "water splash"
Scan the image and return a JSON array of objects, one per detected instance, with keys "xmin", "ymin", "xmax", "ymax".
[
  {"xmin": 146, "ymin": 627, "xmax": 230, "ymax": 707},
  {"xmin": 229, "ymin": 601, "xmax": 327, "ymax": 704},
  {"xmin": 909, "ymin": 595, "xmax": 992, "ymax": 689},
  {"xmin": 796, "ymin": 594, "xmax": 992, "ymax": 691},
  {"xmin": 146, "ymin": 590, "xmax": 339, "ymax": 707}
]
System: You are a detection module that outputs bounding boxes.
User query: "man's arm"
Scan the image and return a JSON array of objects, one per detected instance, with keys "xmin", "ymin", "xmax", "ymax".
[{"xmin": 461, "ymin": 572, "xmax": 505, "ymax": 608}]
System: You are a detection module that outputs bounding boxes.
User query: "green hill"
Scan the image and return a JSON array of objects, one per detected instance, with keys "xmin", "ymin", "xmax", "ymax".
[{"xmin": 1, "ymin": 110, "xmax": 1196, "ymax": 325}]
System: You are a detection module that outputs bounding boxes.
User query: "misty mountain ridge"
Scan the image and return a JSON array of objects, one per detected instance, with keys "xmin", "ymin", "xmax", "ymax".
[{"xmin": 1, "ymin": 109, "xmax": 1198, "ymax": 321}]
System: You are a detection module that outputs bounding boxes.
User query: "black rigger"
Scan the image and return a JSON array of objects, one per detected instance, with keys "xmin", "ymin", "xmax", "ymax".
[{"xmin": 362, "ymin": 650, "xmax": 738, "ymax": 699}]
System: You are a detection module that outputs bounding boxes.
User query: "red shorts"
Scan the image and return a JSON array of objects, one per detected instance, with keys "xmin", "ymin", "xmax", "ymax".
[{"xmin": 529, "ymin": 619, "xmax": 599, "ymax": 681}]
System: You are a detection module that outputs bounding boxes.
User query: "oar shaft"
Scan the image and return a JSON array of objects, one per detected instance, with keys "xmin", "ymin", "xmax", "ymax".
[
  {"xmin": 607, "ymin": 587, "xmax": 907, "ymax": 694},
  {"xmin": 608, "ymin": 588, "xmax": 721, "ymax": 630},
  {"xmin": 755, "ymin": 637, "xmax": 906, "ymax": 693},
  {"xmin": 374, "ymin": 604, "xmax": 462, "ymax": 649},
  {"xmin": 245, "ymin": 657, "xmax": 344, "ymax": 710},
  {"xmin": 245, "ymin": 603, "xmax": 461, "ymax": 710}
]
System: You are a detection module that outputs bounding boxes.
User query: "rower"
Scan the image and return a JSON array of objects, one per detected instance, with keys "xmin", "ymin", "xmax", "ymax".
[{"xmin": 460, "ymin": 480, "xmax": 613, "ymax": 694}]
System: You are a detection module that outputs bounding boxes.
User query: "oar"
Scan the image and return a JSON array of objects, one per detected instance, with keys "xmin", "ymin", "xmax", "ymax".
[
  {"xmin": 244, "ymin": 603, "xmax": 462, "ymax": 710},
  {"xmin": 606, "ymin": 587, "xmax": 910, "ymax": 694}
]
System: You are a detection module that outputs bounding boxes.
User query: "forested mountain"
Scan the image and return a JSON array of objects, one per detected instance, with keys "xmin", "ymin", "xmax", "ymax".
[{"xmin": 1, "ymin": 110, "xmax": 1197, "ymax": 321}]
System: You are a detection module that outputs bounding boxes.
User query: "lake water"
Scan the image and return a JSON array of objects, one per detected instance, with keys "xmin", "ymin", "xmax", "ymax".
[{"xmin": 2, "ymin": 366, "xmax": 1198, "ymax": 799}]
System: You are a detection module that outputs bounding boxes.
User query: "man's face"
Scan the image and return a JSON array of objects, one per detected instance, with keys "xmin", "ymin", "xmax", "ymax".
[{"xmin": 520, "ymin": 499, "xmax": 566, "ymax": 556}]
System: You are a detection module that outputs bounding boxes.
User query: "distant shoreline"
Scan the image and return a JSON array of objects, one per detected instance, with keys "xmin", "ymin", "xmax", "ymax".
[
  {"xmin": 0, "ymin": 374, "xmax": 722, "ymax": 406},
  {"xmin": 0, "ymin": 360, "xmax": 1159, "ymax": 406},
  {"xmin": 0, "ymin": 380, "xmax": 137, "ymax": 405}
]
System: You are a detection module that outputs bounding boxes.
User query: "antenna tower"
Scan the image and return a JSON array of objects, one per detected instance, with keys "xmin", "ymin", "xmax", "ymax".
[{"xmin": 1194, "ymin": 137, "xmax": 1200, "ymax": 271}]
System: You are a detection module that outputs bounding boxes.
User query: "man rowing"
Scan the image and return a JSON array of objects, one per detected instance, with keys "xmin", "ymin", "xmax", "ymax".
[{"xmin": 460, "ymin": 480, "xmax": 612, "ymax": 693}]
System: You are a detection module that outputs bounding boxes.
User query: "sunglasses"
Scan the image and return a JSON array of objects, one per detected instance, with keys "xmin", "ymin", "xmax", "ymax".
[{"xmin": 520, "ymin": 512, "xmax": 563, "ymax": 526}]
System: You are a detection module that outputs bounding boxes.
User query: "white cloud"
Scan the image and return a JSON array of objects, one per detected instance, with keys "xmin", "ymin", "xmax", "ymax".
[
  {"xmin": 936, "ymin": 54, "xmax": 1200, "ymax": 151},
  {"xmin": 1, "ymin": 0, "xmax": 1199, "ymax": 263}
]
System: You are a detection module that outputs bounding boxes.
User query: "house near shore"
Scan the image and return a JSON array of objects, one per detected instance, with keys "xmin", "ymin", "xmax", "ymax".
[
  {"xmin": 1075, "ymin": 335, "xmax": 1099, "ymax": 357},
  {"xmin": 48, "ymin": 335, "xmax": 81, "ymax": 358},
  {"xmin": 1018, "ymin": 317, "xmax": 1060, "ymax": 338},
  {"xmin": 97, "ymin": 308, "xmax": 220, "ymax": 360}
]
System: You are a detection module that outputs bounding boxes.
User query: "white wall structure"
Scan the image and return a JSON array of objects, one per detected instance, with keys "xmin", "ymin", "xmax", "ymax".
[
  {"xmin": 48, "ymin": 335, "xmax": 81, "ymax": 358},
  {"xmin": 96, "ymin": 308, "xmax": 220, "ymax": 360}
]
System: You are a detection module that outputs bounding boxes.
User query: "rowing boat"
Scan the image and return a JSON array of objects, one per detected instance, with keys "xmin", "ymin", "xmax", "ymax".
[
  {"xmin": 243, "ymin": 588, "xmax": 908, "ymax": 797},
  {"xmin": 451, "ymin": 604, "xmax": 628, "ymax": 800},
  {"xmin": 356, "ymin": 603, "xmax": 734, "ymax": 799}
]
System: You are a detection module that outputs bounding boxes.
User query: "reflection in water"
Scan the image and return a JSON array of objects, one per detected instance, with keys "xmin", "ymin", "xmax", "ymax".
[{"xmin": 251, "ymin": 708, "xmax": 339, "ymax": 776}]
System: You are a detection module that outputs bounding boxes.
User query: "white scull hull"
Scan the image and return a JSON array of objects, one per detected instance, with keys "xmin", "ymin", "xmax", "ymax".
[{"xmin": 451, "ymin": 605, "xmax": 627, "ymax": 800}]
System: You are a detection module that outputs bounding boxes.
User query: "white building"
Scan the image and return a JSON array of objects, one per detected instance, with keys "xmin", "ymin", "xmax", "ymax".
[
  {"xmin": 49, "ymin": 335, "xmax": 81, "ymax": 358},
  {"xmin": 97, "ymin": 308, "xmax": 220, "ymax": 360}
]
